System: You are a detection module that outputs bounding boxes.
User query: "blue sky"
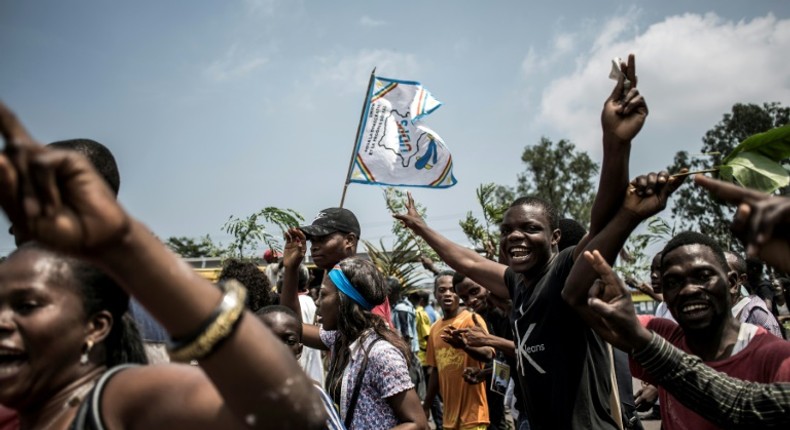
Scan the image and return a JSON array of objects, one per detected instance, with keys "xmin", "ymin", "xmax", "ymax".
[{"xmin": 1, "ymin": 1, "xmax": 788, "ymax": 256}]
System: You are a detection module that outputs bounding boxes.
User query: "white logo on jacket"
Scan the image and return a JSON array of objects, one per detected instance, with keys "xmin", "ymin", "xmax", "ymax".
[{"xmin": 515, "ymin": 323, "xmax": 546, "ymax": 374}]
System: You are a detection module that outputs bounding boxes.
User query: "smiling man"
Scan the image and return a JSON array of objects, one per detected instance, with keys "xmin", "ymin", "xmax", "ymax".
[
  {"xmin": 630, "ymin": 232, "xmax": 790, "ymax": 430},
  {"xmin": 423, "ymin": 271, "xmax": 493, "ymax": 430},
  {"xmin": 394, "ymin": 55, "xmax": 647, "ymax": 428}
]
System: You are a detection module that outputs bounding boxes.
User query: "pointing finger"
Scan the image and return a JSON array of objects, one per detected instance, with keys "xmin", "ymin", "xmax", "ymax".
[
  {"xmin": 0, "ymin": 100, "xmax": 36, "ymax": 151},
  {"xmin": 694, "ymin": 174, "xmax": 766, "ymax": 205}
]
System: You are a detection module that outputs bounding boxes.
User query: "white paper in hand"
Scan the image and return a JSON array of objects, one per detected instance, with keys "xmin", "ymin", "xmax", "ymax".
[
  {"xmin": 609, "ymin": 57, "xmax": 624, "ymax": 81},
  {"xmin": 608, "ymin": 57, "xmax": 631, "ymax": 94}
]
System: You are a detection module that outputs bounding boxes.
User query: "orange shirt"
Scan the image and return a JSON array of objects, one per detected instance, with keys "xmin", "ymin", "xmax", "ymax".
[{"xmin": 426, "ymin": 310, "xmax": 489, "ymax": 429}]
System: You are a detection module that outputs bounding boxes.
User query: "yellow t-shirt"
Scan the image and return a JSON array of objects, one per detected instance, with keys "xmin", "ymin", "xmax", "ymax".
[
  {"xmin": 426, "ymin": 310, "xmax": 490, "ymax": 429},
  {"xmin": 416, "ymin": 306, "xmax": 431, "ymax": 365}
]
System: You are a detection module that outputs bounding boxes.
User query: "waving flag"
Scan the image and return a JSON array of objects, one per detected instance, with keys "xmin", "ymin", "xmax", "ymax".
[{"xmin": 349, "ymin": 76, "xmax": 457, "ymax": 188}]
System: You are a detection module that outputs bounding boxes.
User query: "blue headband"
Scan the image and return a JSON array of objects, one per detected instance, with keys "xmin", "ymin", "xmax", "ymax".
[{"xmin": 328, "ymin": 265, "xmax": 374, "ymax": 310}]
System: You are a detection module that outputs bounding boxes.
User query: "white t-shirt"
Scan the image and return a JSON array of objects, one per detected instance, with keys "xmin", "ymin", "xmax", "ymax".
[
  {"xmin": 655, "ymin": 301, "xmax": 676, "ymax": 322},
  {"xmin": 298, "ymin": 294, "xmax": 325, "ymax": 385}
]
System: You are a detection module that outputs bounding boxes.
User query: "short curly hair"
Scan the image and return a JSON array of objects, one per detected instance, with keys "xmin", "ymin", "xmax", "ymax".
[
  {"xmin": 48, "ymin": 139, "xmax": 120, "ymax": 196},
  {"xmin": 661, "ymin": 231, "xmax": 728, "ymax": 272},
  {"xmin": 219, "ymin": 259, "xmax": 273, "ymax": 312},
  {"xmin": 508, "ymin": 196, "xmax": 559, "ymax": 230}
]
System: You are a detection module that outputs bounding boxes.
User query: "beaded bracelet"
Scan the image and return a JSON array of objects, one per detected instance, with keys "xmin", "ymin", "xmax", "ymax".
[{"xmin": 168, "ymin": 279, "xmax": 247, "ymax": 363}]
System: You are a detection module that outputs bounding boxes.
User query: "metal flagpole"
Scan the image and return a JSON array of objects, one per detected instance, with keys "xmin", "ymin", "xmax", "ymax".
[{"xmin": 339, "ymin": 67, "xmax": 376, "ymax": 208}]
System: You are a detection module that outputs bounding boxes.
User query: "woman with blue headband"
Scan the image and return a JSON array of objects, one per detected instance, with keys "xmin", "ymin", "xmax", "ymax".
[{"xmin": 282, "ymin": 229, "xmax": 427, "ymax": 430}]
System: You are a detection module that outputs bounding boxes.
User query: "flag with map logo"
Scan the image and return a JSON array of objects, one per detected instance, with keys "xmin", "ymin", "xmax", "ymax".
[{"xmin": 349, "ymin": 76, "xmax": 457, "ymax": 188}]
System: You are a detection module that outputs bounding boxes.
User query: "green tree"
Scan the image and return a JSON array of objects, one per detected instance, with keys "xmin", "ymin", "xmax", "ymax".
[
  {"xmin": 517, "ymin": 137, "xmax": 599, "ymax": 227},
  {"xmin": 459, "ymin": 183, "xmax": 513, "ymax": 260},
  {"xmin": 364, "ymin": 235, "xmax": 424, "ymax": 294},
  {"xmin": 223, "ymin": 207, "xmax": 304, "ymax": 259},
  {"xmin": 667, "ymin": 102, "xmax": 789, "ymax": 250},
  {"xmin": 165, "ymin": 235, "xmax": 225, "ymax": 258},
  {"xmin": 616, "ymin": 216, "xmax": 675, "ymax": 282},
  {"xmin": 383, "ymin": 187, "xmax": 438, "ymax": 261}
]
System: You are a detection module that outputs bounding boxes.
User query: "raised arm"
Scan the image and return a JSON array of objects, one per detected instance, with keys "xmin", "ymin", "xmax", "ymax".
[
  {"xmin": 280, "ymin": 228, "xmax": 326, "ymax": 350},
  {"xmin": 420, "ymin": 255, "xmax": 442, "ymax": 276},
  {"xmin": 585, "ymin": 250, "xmax": 790, "ymax": 429},
  {"xmin": 575, "ymin": 54, "xmax": 647, "ymax": 259},
  {"xmin": 394, "ymin": 192, "xmax": 509, "ymax": 299},
  {"xmin": 0, "ymin": 101, "xmax": 325, "ymax": 429},
  {"xmin": 562, "ymin": 170, "xmax": 685, "ymax": 329},
  {"xmin": 624, "ymin": 276, "xmax": 663, "ymax": 302}
]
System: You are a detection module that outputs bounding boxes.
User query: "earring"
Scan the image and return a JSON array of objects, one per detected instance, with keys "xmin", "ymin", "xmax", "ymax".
[{"xmin": 80, "ymin": 340, "xmax": 94, "ymax": 365}]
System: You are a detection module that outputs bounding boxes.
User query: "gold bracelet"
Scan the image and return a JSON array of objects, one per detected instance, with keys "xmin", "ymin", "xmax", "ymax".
[{"xmin": 168, "ymin": 279, "xmax": 247, "ymax": 363}]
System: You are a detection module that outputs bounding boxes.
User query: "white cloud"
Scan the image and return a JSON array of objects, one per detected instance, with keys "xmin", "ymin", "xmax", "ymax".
[
  {"xmin": 591, "ymin": 8, "xmax": 641, "ymax": 53},
  {"xmin": 313, "ymin": 49, "xmax": 420, "ymax": 91},
  {"xmin": 204, "ymin": 43, "xmax": 269, "ymax": 82},
  {"xmin": 532, "ymin": 12, "xmax": 790, "ymax": 162},
  {"xmin": 360, "ymin": 16, "xmax": 386, "ymax": 27},
  {"xmin": 243, "ymin": 0, "xmax": 281, "ymax": 16},
  {"xmin": 287, "ymin": 49, "xmax": 420, "ymax": 110},
  {"xmin": 286, "ymin": 49, "xmax": 420, "ymax": 111},
  {"xmin": 521, "ymin": 32, "xmax": 577, "ymax": 78}
]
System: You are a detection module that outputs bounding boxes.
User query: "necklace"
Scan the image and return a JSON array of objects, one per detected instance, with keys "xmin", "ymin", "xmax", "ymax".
[{"xmin": 38, "ymin": 380, "xmax": 97, "ymax": 430}]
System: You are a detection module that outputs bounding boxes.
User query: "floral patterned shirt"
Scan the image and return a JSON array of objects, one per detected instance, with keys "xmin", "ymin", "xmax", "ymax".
[{"xmin": 320, "ymin": 328, "xmax": 414, "ymax": 429}]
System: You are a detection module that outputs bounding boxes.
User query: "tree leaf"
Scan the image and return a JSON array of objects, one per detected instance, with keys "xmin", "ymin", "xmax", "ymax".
[
  {"xmin": 722, "ymin": 152, "xmax": 790, "ymax": 193},
  {"xmin": 668, "ymin": 102, "xmax": 789, "ymax": 251},
  {"xmin": 722, "ymin": 124, "xmax": 790, "ymax": 164}
]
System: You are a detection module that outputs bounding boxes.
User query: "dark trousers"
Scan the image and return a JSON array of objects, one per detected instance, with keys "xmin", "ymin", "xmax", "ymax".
[
  {"xmin": 486, "ymin": 380, "xmax": 509, "ymax": 430},
  {"xmin": 422, "ymin": 366, "xmax": 443, "ymax": 429}
]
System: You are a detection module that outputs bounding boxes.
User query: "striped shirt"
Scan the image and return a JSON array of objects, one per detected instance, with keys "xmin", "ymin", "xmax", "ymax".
[{"xmin": 633, "ymin": 332, "xmax": 790, "ymax": 429}]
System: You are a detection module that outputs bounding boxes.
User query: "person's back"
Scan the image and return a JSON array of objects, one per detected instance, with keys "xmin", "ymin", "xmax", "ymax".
[{"xmin": 393, "ymin": 297, "xmax": 419, "ymax": 355}]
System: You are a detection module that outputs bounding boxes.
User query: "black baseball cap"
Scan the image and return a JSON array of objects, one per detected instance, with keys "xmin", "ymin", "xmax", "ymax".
[{"xmin": 299, "ymin": 208, "xmax": 361, "ymax": 239}]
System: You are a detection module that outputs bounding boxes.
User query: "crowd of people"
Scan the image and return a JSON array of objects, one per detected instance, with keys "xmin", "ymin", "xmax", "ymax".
[{"xmin": 0, "ymin": 52, "xmax": 789, "ymax": 430}]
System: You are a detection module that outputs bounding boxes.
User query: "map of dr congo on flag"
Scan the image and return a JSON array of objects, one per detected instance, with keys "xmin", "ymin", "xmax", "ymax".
[
  {"xmin": 379, "ymin": 108, "xmax": 440, "ymax": 169},
  {"xmin": 350, "ymin": 77, "xmax": 457, "ymax": 188}
]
